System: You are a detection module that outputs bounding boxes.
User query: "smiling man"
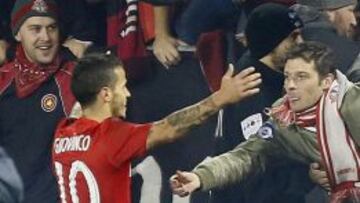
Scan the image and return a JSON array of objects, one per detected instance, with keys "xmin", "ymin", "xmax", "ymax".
[
  {"xmin": 171, "ymin": 41, "xmax": 360, "ymax": 203},
  {"xmin": 0, "ymin": 0, "xmax": 78, "ymax": 202}
]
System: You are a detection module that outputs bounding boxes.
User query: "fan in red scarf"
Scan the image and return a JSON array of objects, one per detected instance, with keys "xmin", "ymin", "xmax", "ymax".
[{"xmin": 0, "ymin": 0, "xmax": 77, "ymax": 202}]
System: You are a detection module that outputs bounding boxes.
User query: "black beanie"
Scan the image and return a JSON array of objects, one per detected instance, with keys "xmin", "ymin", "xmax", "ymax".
[
  {"xmin": 11, "ymin": 0, "xmax": 58, "ymax": 36},
  {"xmin": 246, "ymin": 3, "xmax": 303, "ymax": 59}
]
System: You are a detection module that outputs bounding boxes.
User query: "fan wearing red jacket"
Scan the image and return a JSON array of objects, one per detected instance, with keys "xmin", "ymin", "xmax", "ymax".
[{"xmin": 51, "ymin": 52, "xmax": 261, "ymax": 203}]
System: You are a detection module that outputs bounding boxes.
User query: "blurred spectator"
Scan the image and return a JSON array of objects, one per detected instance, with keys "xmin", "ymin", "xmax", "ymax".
[
  {"xmin": 0, "ymin": 147, "xmax": 23, "ymax": 203},
  {"xmin": 144, "ymin": 0, "xmax": 239, "ymax": 46},
  {"xmin": 59, "ymin": 0, "xmax": 96, "ymax": 58},
  {"xmin": 210, "ymin": 3, "xmax": 318, "ymax": 203},
  {"xmin": 293, "ymin": 1, "xmax": 360, "ymax": 82},
  {"xmin": 297, "ymin": 0, "xmax": 357, "ymax": 39},
  {"xmin": 0, "ymin": 0, "xmax": 96, "ymax": 63},
  {"xmin": 0, "ymin": 0, "xmax": 78, "ymax": 202},
  {"xmin": 152, "ymin": 6, "xmax": 183, "ymax": 67},
  {"xmin": 0, "ymin": 1, "xmax": 13, "ymax": 65},
  {"xmin": 170, "ymin": 41, "xmax": 355, "ymax": 203}
]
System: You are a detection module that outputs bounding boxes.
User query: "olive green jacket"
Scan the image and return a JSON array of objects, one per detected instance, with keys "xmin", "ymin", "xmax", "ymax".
[{"xmin": 194, "ymin": 84, "xmax": 360, "ymax": 191}]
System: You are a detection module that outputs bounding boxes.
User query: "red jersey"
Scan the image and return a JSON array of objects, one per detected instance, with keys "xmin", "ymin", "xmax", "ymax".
[{"xmin": 52, "ymin": 117, "xmax": 151, "ymax": 203}]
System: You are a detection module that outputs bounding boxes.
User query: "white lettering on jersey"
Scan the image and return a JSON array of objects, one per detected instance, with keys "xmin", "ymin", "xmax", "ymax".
[
  {"xmin": 69, "ymin": 161, "xmax": 100, "ymax": 203},
  {"xmin": 54, "ymin": 162, "xmax": 67, "ymax": 203},
  {"xmin": 55, "ymin": 161, "xmax": 100, "ymax": 203},
  {"xmin": 54, "ymin": 135, "xmax": 91, "ymax": 154},
  {"xmin": 241, "ymin": 113, "xmax": 263, "ymax": 140}
]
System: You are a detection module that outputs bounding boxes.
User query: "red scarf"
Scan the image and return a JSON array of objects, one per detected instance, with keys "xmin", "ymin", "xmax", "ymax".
[
  {"xmin": 266, "ymin": 96, "xmax": 317, "ymax": 129},
  {"xmin": 14, "ymin": 44, "xmax": 61, "ymax": 98}
]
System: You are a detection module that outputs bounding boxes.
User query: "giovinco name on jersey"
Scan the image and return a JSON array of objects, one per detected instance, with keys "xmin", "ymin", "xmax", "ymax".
[{"xmin": 54, "ymin": 135, "xmax": 91, "ymax": 154}]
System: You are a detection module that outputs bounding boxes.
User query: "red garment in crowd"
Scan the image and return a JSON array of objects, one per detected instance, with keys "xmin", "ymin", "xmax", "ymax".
[
  {"xmin": 196, "ymin": 31, "xmax": 226, "ymax": 92},
  {"xmin": 107, "ymin": 0, "xmax": 151, "ymax": 82}
]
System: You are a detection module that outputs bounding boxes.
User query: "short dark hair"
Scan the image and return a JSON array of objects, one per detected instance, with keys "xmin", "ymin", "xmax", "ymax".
[
  {"xmin": 71, "ymin": 52, "xmax": 124, "ymax": 107},
  {"xmin": 286, "ymin": 41, "xmax": 336, "ymax": 78}
]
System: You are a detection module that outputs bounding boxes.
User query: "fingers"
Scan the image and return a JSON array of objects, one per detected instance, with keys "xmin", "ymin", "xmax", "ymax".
[
  {"xmin": 155, "ymin": 49, "xmax": 179, "ymax": 67},
  {"xmin": 156, "ymin": 50, "xmax": 181, "ymax": 67},
  {"xmin": 176, "ymin": 39, "xmax": 188, "ymax": 46},
  {"xmin": 218, "ymin": 65, "xmax": 262, "ymax": 104},
  {"xmin": 323, "ymin": 184, "xmax": 331, "ymax": 191},
  {"xmin": 176, "ymin": 170, "xmax": 189, "ymax": 183},
  {"xmin": 153, "ymin": 36, "xmax": 181, "ymax": 68},
  {"xmin": 309, "ymin": 163, "xmax": 330, "ymax": 191},
  {"xmin": 233, "ymin": 66, "xmax": 261, "ymax": 91},
  {"xmin": 225, "ymin": 65, "xmax": 261, "ymax": 88},
  {"xmin": 317, "ymin": 177, "xmax": 331, "ymax": 191},
  {"xmin": 234, "ymin": 66, "xmax": 256, "ymax": 79},
  {"xmin": 172, "ymin": 187, "xmax": 190, "ymax": 197},
  {"xmin": 239, "ymin": 76, "xmax": 262, "ymax": 90},
  {"xmin": 241, "ymin": 88, "xmax": 261, "ymax": 97},
  {"xmin": 164, "ymin": 50, "xmax": 181, "ymax": 66},
  {"xmin": 238, "ymin": 67, "xmax": 261, "ymax": 92},
  {"xmin": 170, "ymin": 173, "xmax": 191, "ymax": 197},
  {"xmin": 224, "ymin": 64, "xmax": 235, "ymax": 79},
  {"xmin": 310, "ymin": 162, "xmax": 320, "ymax": 169},
  {"xmin": 170, "ymin": 171, "xmax": 199, "ymax": 197},
  {"xmin": 235, "ymin": 68, "xmax": 261, "ymax": 82},
  {"xmin": 235, "ymin": 76, "xmax": 262, "ymax": 98}
]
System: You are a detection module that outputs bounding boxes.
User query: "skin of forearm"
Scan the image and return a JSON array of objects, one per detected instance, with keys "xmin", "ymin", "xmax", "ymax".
[
  {"xmin": 147, "ymin": 92, "xmax": 225, "ymax": 149},
  {"xmin": 166, "ymin": 93, "xmax": 221, "ymax": 134},
  {"xmin": 154, "ymin": 6, "xmax": 171, "ymax": 37}
]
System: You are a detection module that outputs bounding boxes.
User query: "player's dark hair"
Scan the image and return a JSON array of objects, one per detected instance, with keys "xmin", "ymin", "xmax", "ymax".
[{"xmin": 71, "ymin": 52, "xmax": 123, "ymax": 107}]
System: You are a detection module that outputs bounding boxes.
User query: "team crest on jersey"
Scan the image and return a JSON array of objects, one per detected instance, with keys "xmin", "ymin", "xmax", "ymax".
[
  {"xmin": 41, "ymin": 94, "xmax": 57, "ymax": 112},
  {"xmin": 32, "ymin": 0, "xmax": 48, "ymax": 13}
]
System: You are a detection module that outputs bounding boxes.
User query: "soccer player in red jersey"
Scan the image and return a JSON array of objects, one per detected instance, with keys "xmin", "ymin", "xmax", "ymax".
[{"xmin": 51, "ymin": 52, "xmax": 261, "ymax": 203}]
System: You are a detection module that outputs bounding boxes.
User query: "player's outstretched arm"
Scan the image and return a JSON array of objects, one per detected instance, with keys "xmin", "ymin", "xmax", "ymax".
[{"xmin": 146, "ymin": 65, "xmax": 261, "ymax": 149}]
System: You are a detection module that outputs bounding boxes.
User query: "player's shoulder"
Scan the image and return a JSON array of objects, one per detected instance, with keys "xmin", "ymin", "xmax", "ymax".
[
  {"xmin": 54, "ymin": 118, "xmax": 76, "ymax": 138},
  {"xmin": 102, "ymin": 117, "xmax": 148, "ymax": 136},
  {"xmin": 103, "ymin": 117, "xmax": 135, "ymax": 128}
]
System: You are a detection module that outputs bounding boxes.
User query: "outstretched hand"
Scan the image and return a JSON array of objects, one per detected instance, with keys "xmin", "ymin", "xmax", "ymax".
[
  {"xmin": 170, "ymin": 170, "xmax": 201, "ymax": 197},
  {"xmin": 215, "ymin": 64, "xmax": 261, "ymax": 106}
]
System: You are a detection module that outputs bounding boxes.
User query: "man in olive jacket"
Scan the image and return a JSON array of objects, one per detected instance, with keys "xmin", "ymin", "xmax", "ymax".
[{"xmin": 171, "ymin": 41, "xmax": 360, "ymax": 203}]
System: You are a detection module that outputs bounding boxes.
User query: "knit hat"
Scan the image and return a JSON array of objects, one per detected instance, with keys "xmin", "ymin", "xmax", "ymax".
[
  {"xmin": 297, "ymin": 0, "xmax": 356, "ymax": 10},
  {"xmin": 11, "ymin": 0, "xmax": 58, "ymax": 35},
  {"xmin": 246, "ymin": 3, "xmax": 303, "ymax": 59}
]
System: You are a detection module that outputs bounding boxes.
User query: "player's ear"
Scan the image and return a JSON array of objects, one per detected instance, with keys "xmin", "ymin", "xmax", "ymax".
[{"xmin": 99, "ymin": 87, "xmax": 113, "ymax": 103}]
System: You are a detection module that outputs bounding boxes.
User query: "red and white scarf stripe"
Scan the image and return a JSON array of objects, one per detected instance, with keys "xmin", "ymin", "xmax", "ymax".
[
  {"xmin": 266, "ymin": 96, "xmax": 317, "ymax": 131},
  {"xmin": 316, "ymin": 70, "xmax": 360, "ymax": 192}
]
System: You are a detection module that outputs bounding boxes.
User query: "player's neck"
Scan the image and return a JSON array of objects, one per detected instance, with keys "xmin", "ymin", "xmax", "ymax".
[{"xmin": 82, "ymin": 105, "xmax": 112, "ymax": 123}]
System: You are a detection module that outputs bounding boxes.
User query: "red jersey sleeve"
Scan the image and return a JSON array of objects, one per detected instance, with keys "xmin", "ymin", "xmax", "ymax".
[{"xmin": 103, "ymin": 118, "xmax": 152, "ymax": 167}]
